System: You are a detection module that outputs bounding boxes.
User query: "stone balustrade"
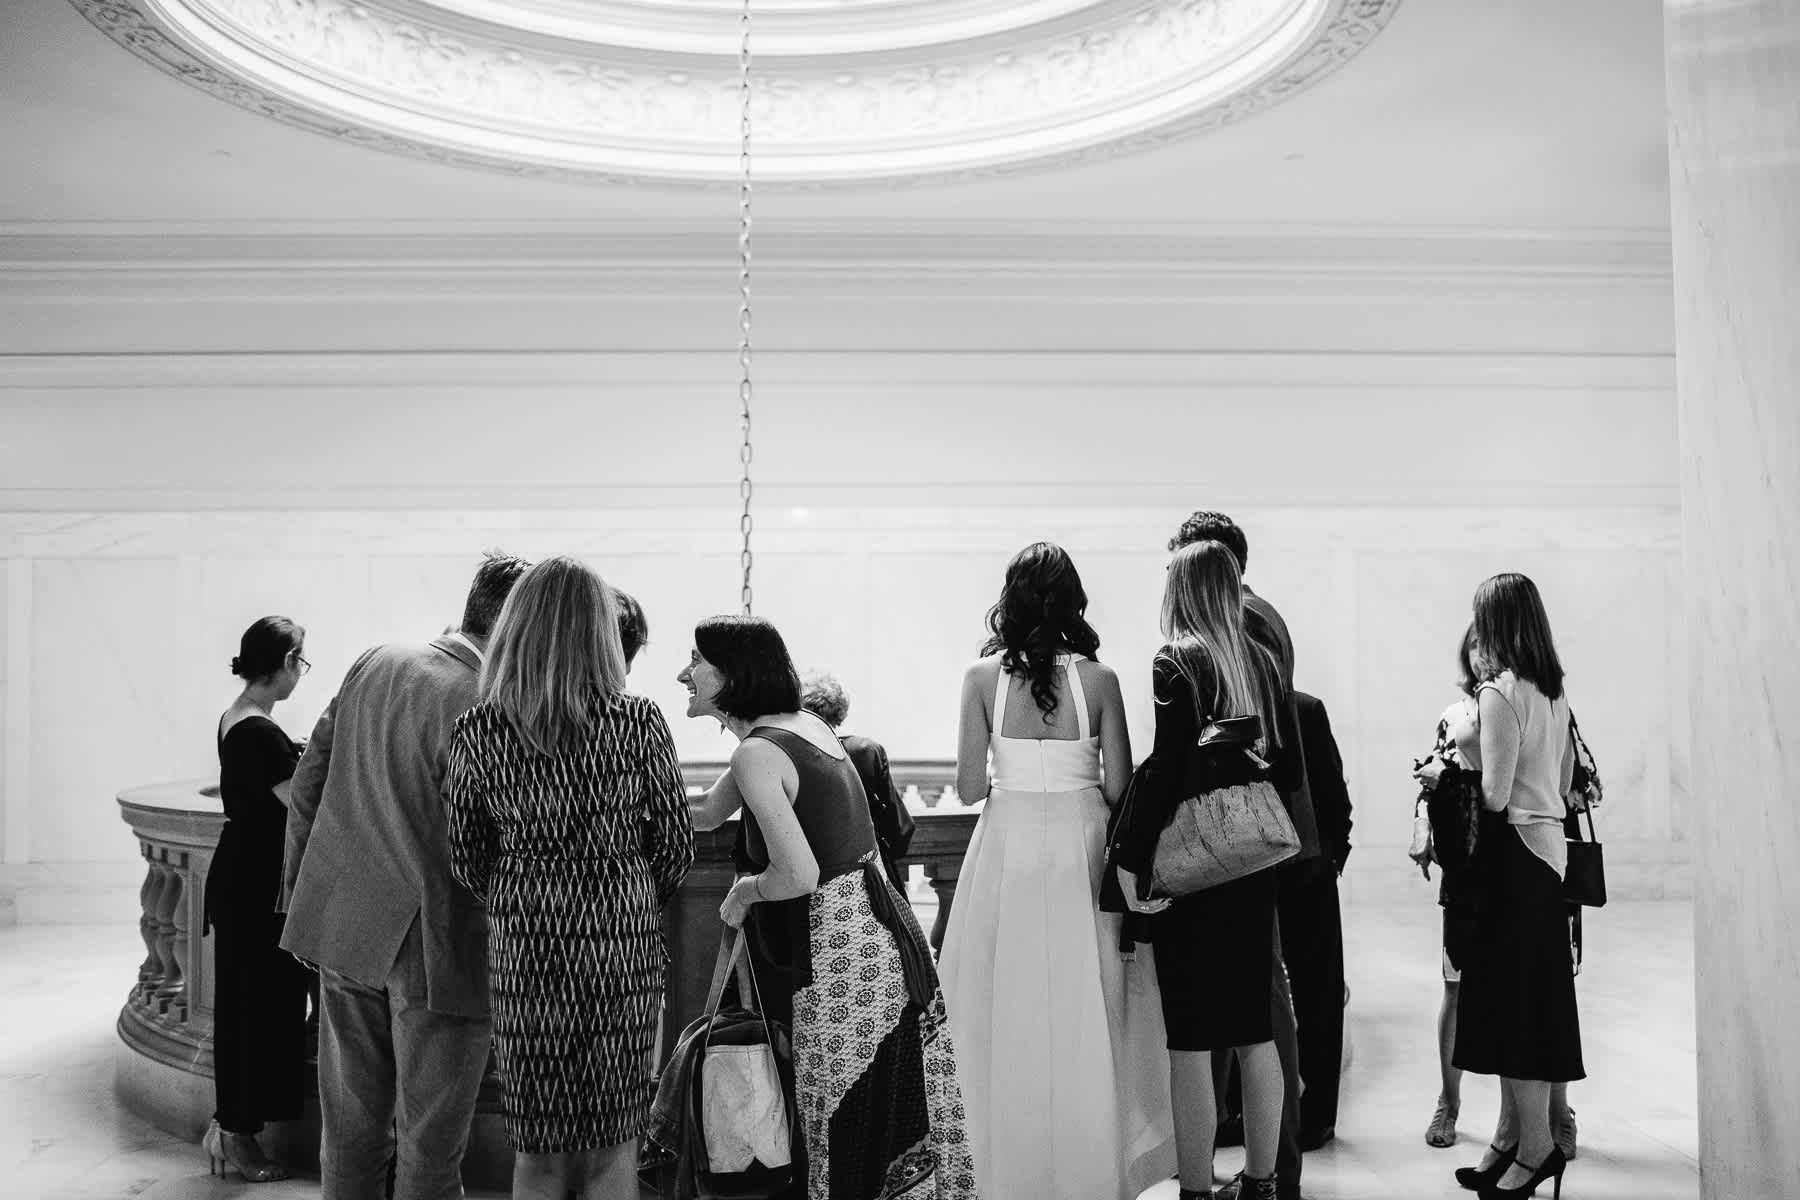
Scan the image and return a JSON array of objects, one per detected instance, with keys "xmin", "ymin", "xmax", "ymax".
[{"xmin": 115, "ymin": 761, "xmax": 978, "ymax": 1184}]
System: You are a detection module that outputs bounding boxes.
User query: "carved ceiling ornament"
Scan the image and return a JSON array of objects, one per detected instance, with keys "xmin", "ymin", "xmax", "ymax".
[{"xmin": 70, "ymin": 0, "xmax": 1401, "ymax": 185}]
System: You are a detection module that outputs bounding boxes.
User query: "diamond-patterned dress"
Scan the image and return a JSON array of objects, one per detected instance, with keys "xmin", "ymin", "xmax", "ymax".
[{"xmin": 446, "ymin": 691, "xmax": 695, "ymax": 1154}]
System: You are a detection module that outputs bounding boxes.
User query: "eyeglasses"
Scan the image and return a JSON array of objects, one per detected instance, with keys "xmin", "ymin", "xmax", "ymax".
[{"xmin": 294, "ymin": 654, "xmax": 312, "ymax": 676}]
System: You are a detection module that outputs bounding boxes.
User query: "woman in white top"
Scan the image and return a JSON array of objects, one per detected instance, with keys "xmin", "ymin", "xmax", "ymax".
[
  {"xmin": 939, "ymin": 542, "xmax": 1174, "ymax": 1200},
  {"xmin": 1450, "ymin": 574, "xmax": 1581, "ymax": 1200}
]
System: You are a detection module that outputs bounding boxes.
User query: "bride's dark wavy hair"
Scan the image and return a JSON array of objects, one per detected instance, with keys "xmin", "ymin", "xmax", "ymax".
[{"xmin": 980, "ymin": 542, "xmax": 1102, "ymax": 721}]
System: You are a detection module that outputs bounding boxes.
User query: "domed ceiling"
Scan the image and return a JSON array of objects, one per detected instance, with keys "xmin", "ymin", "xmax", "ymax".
[{"xmin": 71, "ymin": 0, "xmax": 1400, "ymax": 184}]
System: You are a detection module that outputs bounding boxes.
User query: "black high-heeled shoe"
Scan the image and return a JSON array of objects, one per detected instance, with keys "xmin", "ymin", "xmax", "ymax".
[
  {"xmin": 1455, "ymin": 1144, "xmax": 1518, "ymax": 1191},
  {"xmin": 1479, "ymin": 1146, "xmax": 1567, "ymax": 1200}
]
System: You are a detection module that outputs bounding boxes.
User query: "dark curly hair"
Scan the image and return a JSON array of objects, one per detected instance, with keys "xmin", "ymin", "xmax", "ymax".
[
  {"xmin": 980, "ymin": 542, "xmax": 1101, "ymax": 721},
  {"xmin": 1168, "ymin": 510, "xmax": 1248, "ymax": 573}
]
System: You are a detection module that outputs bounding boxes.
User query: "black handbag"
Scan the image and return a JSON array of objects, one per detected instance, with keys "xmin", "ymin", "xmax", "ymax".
[{"xmin": 1564, "ymin": 802, "xmax": 1606, "ymax": 908}]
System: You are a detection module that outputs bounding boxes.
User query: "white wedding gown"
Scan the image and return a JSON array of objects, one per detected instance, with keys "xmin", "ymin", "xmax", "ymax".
[{"xmin": 939, "ymin": 655, "xmax": 1176, "ymax": 1200}]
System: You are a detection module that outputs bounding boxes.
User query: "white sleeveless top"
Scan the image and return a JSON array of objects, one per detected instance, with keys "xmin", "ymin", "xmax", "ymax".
[{"xmin": 989, "ymin": 654, "xmax": 1104, "ymax": 793}]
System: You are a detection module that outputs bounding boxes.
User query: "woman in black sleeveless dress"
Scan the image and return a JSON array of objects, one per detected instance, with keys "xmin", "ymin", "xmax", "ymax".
[
  {"xmin": 682, "ymin": 615, "xmax": 978, "ymax": 1200},
  {"xmin": 203, "ymin": 616, "xmax": 313, "ymax": 1182}
]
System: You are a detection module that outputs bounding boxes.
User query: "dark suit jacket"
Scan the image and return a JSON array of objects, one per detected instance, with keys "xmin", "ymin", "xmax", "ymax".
[
  {"xmin": 1294, "ymin": 691, "xmax": 1353, "ymax": 874},
  {"xmin": 1244, "ymin": 587, "xmax": 1321, "ymax": 863},
  {"xmin": 840, "ymin": 733, "xmax": 915, "ymax": 892},
  {"xmin": 279, "ymin": 635, "xmax": 490, "ymax": 1017}
]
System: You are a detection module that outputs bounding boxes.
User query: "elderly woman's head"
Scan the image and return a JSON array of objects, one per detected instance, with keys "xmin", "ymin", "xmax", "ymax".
[{"xmin": 800, "ymin": 671, "xmax": 850, "ymax": 729}]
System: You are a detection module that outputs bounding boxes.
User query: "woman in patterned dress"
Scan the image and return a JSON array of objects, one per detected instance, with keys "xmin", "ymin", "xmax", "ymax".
[
  {"xmin": 682, "ymin": 615, "xmax": 980, "ymax": 1200},
  {"xmin": 446, "ymin": 556, "xmax": 695, "ymax": 1200}
]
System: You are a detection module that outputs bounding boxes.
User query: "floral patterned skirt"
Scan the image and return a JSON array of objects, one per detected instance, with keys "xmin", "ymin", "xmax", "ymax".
[{"xmin": 791, "ymin": 865, "xmax": 979, "ymax": 1200}]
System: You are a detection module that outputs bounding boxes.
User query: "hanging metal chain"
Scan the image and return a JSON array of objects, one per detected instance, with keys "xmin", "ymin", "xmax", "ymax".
[{"xmin": 735, "ymin": 0, "xmax": 755, "ymax": 617}]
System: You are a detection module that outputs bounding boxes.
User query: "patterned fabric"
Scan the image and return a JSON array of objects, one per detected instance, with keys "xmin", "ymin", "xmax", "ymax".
[
  {"xmin": 791, "ymin": 870, "xmax": 978, "ymax": 1200},
  {"xmin": 445, "ymin": 691, "xmax": 695, "ymax": 1154}
]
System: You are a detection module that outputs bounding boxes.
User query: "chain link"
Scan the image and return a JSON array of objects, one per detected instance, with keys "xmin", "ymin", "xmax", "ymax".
[{"xmin": 735, "ymin": 0, "xmax": 755, "ymax": 617}]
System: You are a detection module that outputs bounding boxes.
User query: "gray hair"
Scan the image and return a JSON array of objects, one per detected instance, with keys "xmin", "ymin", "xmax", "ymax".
[{"xmin": 800, "ymin": 670, "xmax": 850, "ymax": 728}]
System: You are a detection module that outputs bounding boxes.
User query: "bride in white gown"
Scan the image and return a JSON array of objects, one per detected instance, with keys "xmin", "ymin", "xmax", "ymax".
[{"xmin": 939, "ymin": 542, "xmax": 1176, "ymax": 1200}]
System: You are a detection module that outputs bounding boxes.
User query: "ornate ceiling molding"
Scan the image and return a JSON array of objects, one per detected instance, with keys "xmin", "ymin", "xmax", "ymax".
[{"xmin": 72, "ymin": 0, "xmax": 1402, "ymax": 185}]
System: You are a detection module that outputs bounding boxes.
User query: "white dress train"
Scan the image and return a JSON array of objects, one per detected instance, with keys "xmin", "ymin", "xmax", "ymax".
[{"xmin": 939, "ymin": 655, "xmax": 1175, "ymax": 1200}]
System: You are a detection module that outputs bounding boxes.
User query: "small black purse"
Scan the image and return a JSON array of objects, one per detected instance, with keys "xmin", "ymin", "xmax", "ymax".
[{"xmin": 1564, "ymin": 802, "xmax": 1606, "ymax": 908}]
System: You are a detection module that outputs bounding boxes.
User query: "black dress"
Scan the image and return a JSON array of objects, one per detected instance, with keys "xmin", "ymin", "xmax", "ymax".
[
  {"xmin": 205, "ymin": 714, "xmax": 312, "ymax": 1135},
  {"xmin": 1116, "ymin": 650, "xmax": 1302, "ymax": 1051}
]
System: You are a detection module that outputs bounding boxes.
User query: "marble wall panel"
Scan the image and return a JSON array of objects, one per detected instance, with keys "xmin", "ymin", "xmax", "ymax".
[{"xmin": 29, "ymin": 559, "xmax": 181, "ymax": 863}]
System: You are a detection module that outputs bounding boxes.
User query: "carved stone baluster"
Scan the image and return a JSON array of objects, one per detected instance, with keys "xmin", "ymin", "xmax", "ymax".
[
  {"xmin": 166, "ymin": 853, "xmax": 192, "ymax": 1023},
  {"xmin": 137, "ymin": 853, "xmax": 168, "ymax": 1004},
  {"xmin": 152, "ymin": 859, "xmax": 183, "ymax": 1016}
]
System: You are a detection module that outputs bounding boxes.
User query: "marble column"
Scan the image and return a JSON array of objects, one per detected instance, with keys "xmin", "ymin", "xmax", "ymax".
[{"xmin": 1664, "ymin": 4, "xmax": 1800, "ymax": 1198}]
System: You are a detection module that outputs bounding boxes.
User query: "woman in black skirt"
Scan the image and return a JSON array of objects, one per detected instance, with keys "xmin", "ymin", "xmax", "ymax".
[
  {"xmin": 1452, "ymin": 574, "xmax": 1581, "ymax": 1199},
  {"xmin": 1113, "ymin": 540, "xmax": 1302, "ymax": 1200},
  {"xmin": 203, "ymin": 616, "xmax": 313, "ymax": 1182}
]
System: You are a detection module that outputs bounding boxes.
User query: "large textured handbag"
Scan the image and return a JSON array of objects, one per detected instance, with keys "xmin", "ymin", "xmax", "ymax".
[
  {"xmin": 1150, "ymin": 715, "xmax": 1301, "ymax": 896},
  {"xmin": 1564, "ymin": 803, "xmax": 1607, "ymax": 909}
]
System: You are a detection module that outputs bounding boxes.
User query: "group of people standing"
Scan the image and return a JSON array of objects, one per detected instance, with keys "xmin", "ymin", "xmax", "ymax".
[{"xmin": 198, "ymin": 508, "xmax": 1591, "ymax": 1200}]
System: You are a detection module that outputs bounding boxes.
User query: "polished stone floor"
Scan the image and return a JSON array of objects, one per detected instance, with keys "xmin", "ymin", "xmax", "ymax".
[{"xmin": 0, "ymin": 898, "xmax": 1698, "ymax": 1199}]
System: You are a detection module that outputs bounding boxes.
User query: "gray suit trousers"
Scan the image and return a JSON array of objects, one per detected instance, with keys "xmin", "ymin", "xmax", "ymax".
[{"xmin": 318, "ymin": 934, "xmax": 491, "ymax": 1200}]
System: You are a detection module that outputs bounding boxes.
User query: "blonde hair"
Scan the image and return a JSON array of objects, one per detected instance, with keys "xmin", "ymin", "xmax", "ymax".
[
  {"xmin": 480, "ymin": 555, "xmax": 626, "ymax": 755},
  {"xmin": 1159, "ymin": 540, "xmax": 1283, "ymax": 748}
]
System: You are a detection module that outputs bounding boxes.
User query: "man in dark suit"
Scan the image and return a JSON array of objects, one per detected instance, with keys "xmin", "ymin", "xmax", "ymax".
[
  {"xmin": 280, "ymin": 551, "xmax": 529, "ymax": 1200},
  {"xmin": 1169, "ymin": 510, "xmax": 1313, "ymax": 1200},
  {"xmin": 1289, "ymin": 691, "xmax": 1352, "ymax": 1149}
]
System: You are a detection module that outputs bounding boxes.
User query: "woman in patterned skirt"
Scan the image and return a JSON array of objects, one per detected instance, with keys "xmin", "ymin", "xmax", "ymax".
[
  {"xmin": 682, "ymin": 615, "xmax": 980, "ymax": 1200},
  {"xmin": 446, "ymin": 556, "xmax": 695, "ymax": 1200}
]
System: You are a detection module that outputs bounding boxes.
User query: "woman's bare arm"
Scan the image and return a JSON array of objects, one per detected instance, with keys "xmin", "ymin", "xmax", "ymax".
[{"xmin": 955, "ymin": 661, "xmax": 993, "ymax": 805}]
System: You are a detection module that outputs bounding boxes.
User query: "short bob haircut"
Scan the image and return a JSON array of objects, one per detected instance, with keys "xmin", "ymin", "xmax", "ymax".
[
  {"xmin": 800, "ymin": 670, "xmax": 850, "ymax": 728},
  {"xmin": 1472, "ymin": 572, "xmax": 1565, "ymax": 702},
  {"xmin": 694, "ymin": 615, "xmax": 802, "ymax": 721}
]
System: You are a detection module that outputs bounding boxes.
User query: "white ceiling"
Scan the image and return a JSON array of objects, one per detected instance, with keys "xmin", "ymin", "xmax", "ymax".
[{"xmin": 1, "ymin": 0, "xmax": 1671, "ymax": 233}]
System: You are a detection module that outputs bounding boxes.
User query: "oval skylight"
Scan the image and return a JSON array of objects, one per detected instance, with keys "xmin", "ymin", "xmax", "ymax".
[{"xmin": 71, "ymin": 0, "xmax": 1402, "ymax": 184}]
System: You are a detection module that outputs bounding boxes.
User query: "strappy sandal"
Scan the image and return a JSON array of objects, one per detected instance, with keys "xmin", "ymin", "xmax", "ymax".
[{"xmin": 1425, "ymin": 1097, "xmax": 1460, "ymax": 1148}]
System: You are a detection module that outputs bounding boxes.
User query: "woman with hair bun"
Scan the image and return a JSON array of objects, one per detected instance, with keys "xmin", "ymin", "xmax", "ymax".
[
  {"xmin": 939, "ymin": 542, "xmax": 1174, "ymax": 1200},
  {"xmin": 202, "ymin": 616, "xmax": 313, "ymax": 1182}
]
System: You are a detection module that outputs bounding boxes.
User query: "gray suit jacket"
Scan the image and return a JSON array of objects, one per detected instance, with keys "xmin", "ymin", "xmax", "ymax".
[{"xmin": 279, "ymin": 635, "xmax": 490, "ymax": 1017}]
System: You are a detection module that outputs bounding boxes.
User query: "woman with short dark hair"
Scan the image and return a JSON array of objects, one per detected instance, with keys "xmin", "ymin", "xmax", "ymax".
[
  {"xmin": 203, "ymin": 616, "xmax": 313, "ymax": 1182},
  {"xmin": 1450, "ymin": 573, "xmax": 1582, "ymax": 1199},
  {"xmin": 682, "ymin": 615, "xmax": 977, "ymax": 1200}
]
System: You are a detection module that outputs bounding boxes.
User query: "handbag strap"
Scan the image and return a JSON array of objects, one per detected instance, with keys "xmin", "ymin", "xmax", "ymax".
[{"xmin": 701, "ymin": 926, "xmax": 779, "ymax": 1054}]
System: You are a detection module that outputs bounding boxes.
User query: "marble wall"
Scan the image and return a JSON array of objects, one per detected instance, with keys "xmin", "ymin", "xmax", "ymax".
[
  {"xmin": 0, "ymin": 231, "xmax": 1684, "ymax": 920},
  {"xmin": 1665, "ymin": 1, "xmax": 1800, "ymax": 1196},
  {"xmin": 0, "ymin": 352, "xmax": 1685, "ymax": 921}
]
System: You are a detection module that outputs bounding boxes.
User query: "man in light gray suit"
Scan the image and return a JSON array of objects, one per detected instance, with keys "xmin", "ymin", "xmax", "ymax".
[{"xmin": 280, "ymin": 552, "xmax": 529, "ymax": 1200}]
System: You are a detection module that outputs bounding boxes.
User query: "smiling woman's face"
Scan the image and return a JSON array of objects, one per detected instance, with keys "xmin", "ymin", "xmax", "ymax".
[{"xmin": 676, "ymin": 646, "xmax": 727, "ymax": 720}]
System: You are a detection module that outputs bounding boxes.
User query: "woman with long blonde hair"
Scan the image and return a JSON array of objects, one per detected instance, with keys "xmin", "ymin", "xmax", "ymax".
[
  {"xmin": 1111, "ymin": 540, "xmax": 1302, "ymax": 1200},
  {"xmin": 446, "ymin": 556, "xmax": 694, "ymax": 1200}
]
